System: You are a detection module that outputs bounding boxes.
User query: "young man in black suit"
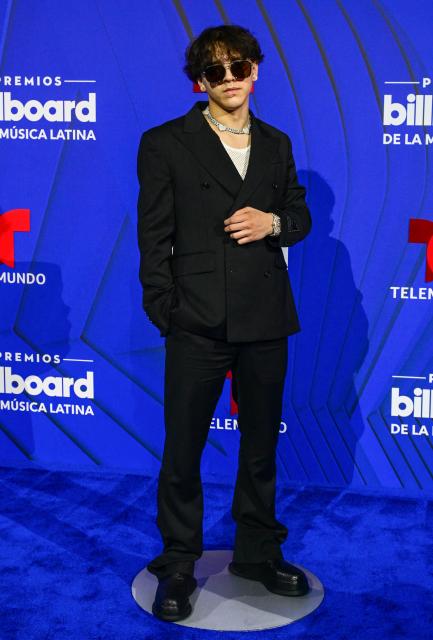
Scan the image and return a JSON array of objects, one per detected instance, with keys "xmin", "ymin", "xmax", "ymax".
[{"xmin": 137, "ymin": 24, "xmax": 312, "ymax": 622}]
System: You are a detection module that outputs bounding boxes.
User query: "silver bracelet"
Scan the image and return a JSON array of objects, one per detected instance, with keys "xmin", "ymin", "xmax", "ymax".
[{"xmin": 270, "ymin": 212, "xmax": 281, "ymax": 236}]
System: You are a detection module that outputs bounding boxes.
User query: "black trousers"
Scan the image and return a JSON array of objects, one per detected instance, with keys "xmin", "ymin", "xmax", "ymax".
[{"xmin": 147, "ymin": 324, "xmax": 289, "ymax": 579}]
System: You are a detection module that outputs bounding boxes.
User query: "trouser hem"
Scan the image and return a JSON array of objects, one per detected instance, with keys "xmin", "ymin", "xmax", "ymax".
[{"xmin": 147, "ymin": 559, "xmax": 195, "ymax": 580}]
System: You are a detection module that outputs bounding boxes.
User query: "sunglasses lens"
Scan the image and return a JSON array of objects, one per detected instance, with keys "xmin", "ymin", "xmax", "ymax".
[
  {"xmin": 203, "ymin": 60, "xmax": 252, "ymax": 84},
  {"xmin": 231, "ymin": 60, "xmax": 252, "ymax": 80},
  {"xmin": 203, "ymin": 64, "xmax": 226, "ymax": 83}
]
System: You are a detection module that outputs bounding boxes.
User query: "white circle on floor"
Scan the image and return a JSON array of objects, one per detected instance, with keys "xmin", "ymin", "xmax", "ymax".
[{"xmin": 131, "ymin": 550, "xmax": 324, "ymax": 631}]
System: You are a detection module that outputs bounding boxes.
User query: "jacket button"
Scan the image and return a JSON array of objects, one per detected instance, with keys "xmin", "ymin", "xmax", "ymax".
[
  {"xmin": 201, "ymin": 181, "xmax": 210, "ymax": 189},
  {"xmin": 264, "ymin": 270, "xmax": 271, "ymax": 278},
  {"xmin": 272, "ymin": 182, "xmax": 278, "ymax": 189}
]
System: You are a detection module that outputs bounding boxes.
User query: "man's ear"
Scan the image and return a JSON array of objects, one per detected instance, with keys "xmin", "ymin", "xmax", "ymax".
[{"xmin": 197, "ymin": 77, "xmax": 207, "ymax": 92}]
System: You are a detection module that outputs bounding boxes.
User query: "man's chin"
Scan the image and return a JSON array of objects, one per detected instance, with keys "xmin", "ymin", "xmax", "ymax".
[{"xmin": 211, "ymin": 93, "xmax": 249, "ymax": 110}]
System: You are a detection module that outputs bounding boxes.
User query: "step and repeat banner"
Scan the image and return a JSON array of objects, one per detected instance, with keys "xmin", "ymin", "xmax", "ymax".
[{"xmin": 1, "ymin": 0, "xmax": 433, "ymax": 494}]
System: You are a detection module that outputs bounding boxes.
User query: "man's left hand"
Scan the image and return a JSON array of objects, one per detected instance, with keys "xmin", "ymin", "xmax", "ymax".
[{"xmin": 223, "ymin": 207, "xmax": 273, "ymax": 244}]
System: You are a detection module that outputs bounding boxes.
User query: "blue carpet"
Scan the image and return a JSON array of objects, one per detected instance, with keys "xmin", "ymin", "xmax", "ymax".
[{"xmin": 0, "ymin": 466, "xmax": 432, "ymax": 639}]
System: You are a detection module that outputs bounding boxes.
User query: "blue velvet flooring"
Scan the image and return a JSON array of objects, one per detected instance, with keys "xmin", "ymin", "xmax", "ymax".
[{"xmin": 1, "ymin": 465, "xmax": 432, "ymax": 639}]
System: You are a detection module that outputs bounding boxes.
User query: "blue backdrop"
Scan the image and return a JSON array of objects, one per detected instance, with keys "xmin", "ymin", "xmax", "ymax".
[{"xmin": 1, "ymin": 0, "xmax": 433, "ymax": 494}]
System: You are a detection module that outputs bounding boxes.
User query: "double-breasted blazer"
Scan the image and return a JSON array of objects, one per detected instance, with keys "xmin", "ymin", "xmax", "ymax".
[{"xmin": 137, "ymin": 99, "xmax": 311, "ymax": 342}]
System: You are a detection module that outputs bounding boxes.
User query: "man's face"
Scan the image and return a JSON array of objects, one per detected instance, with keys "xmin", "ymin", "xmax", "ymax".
[{"xmin": 197, "ymin": 48, "xmax": 258, "ymax": 110}]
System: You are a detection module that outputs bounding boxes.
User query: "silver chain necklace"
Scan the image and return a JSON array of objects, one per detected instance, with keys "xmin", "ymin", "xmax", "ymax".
[{"xmin": 203, "ymin": 105, "xmax": 251, "ymax": 134}]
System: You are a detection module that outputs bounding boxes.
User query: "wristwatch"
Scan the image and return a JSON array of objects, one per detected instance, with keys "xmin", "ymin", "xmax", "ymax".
[{"xmin": 269, "ymin": 212, "xmax": 281, "ymax": 236}]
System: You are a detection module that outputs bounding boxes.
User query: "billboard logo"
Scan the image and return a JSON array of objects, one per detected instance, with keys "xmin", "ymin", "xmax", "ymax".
[
  {"xmin": 0, "ymin": 92, "xmax": 96, "ymax": 123},
  {"xmin": 391, "ymin": 386, "xmax": 433, "ymax": 419},
  {"xmin": 383, "ymin": 78, "xmax": 433, "ymax": 126},
  {"xmin": 390, "ymin": 373, "xmax": 433, "ymax": 437},
  {"xmin": 408, "ymin": 218, "xmax": 433, "ymax": 282},
  {"xmin": 0, "ymin": 367, "xmax": 94, "ymax": 399},
  {"xmin": 383, "ymin": 94, "xmax": 433, "ymax": 126},
  {"xmin": 382, "ymin": 79, "xmax": 433, "ymax": 145},
  {"xmin": 0, "ymin": 208, "xmax": 30, "ymax": 268}
]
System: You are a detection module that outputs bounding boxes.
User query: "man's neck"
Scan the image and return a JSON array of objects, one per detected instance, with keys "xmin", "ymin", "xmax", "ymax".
[{"xmin": 206, "ymin": 98, "xmax": 250, "ymax": 130}]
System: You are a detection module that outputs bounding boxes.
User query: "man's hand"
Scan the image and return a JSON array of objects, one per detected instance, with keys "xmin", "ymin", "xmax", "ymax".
[{"xmin": 223, "ymin": 207, "xmax": 273, "ymax": 244}]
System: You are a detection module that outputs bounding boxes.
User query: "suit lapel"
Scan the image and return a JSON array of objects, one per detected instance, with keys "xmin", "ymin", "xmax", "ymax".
[{"xmin": 173, "ymin": 100, "xmax": 280, "ymax": 212}]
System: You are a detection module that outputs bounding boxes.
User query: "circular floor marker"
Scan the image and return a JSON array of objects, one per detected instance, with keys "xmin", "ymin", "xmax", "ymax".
[{"xmin": 132, "ymin": 550, "xmax": 324, "ymax": 631}]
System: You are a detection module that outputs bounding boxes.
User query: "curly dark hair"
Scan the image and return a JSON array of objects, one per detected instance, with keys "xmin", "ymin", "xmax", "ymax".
[{"xmin": 183, "ymin": 24, "xmax": 265, "ymax": 82}]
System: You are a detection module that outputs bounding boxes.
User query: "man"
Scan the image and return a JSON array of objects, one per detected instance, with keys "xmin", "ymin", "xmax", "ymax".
[{"xmin": 137, "ymin": 24, "xmax": 312, "ymax": 622}]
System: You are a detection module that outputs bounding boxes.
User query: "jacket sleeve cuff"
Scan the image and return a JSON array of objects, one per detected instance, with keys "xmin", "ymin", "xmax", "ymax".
[{"xmin": 265, "ymin": 211, "xmax": 300, "ymax": 247}]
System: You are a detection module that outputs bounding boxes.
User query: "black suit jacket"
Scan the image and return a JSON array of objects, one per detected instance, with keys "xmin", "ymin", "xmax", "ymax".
[{"xmin": 137, "ymin": 99, "xmax": 311, "ymax": 342}]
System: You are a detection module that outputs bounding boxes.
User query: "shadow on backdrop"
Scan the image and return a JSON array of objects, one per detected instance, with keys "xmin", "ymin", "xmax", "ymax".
[
  {"xmin": 287, "ymin": 170, "xmax": 370, "ymax": 487},
  {"xmin": 0, "ymin": 260, "xmax": 71, "ymax": 463}
]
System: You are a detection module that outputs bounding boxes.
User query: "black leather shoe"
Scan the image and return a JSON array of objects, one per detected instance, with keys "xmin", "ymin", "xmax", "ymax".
[
  {"xmin": 228, "ymin": 558, "xmax": 310, "ymax": 596},
  {"xmin": 152, "ymin": 572, "xmax": 197, "ymax": 622}
]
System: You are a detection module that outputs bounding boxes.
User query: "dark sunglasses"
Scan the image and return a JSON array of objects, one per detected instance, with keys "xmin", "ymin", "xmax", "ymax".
[{"xmin": 201, "ymin": 59, "xmax": 253, "ymax": 84}]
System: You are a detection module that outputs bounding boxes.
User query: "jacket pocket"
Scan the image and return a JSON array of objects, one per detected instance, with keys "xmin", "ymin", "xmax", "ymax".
[{"xmin": 172, "ymin": 250, "xmax": 216, "ymax": 277}]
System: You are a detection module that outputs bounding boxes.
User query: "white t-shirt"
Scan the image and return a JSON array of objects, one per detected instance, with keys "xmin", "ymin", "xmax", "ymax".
[{"xmin": 221, "ymin": 141, "xmax": 251, "ymax": 180}]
